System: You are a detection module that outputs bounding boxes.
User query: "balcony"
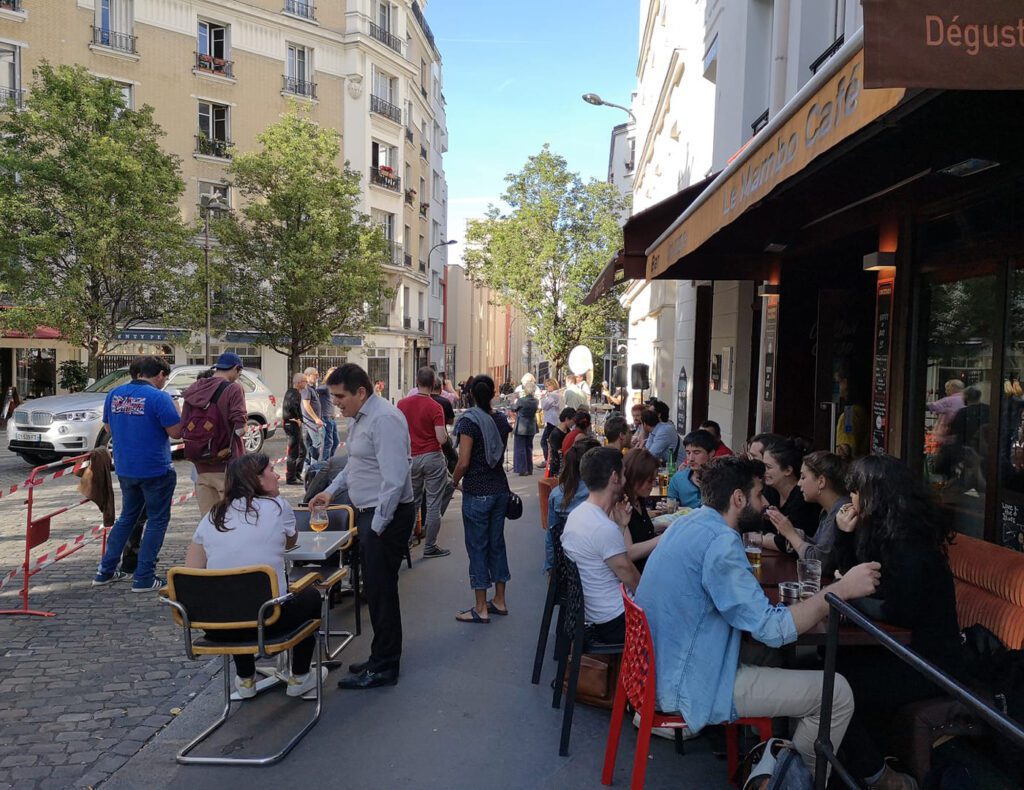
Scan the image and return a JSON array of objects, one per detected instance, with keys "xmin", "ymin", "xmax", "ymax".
[
  {"xmin": 195, "ymin": 52, "xmax": 234, "ymax": 78},
  {"xmin": 810, "ymin": 35, "xmax": 844, "ymax": 75},
  {"xmin": 418, "ymin": 319, "xmax": 425, "ymax": 333},
  {"xmin": 0, "ymin": 86, "xmax": 23, "ymax": 109},
  {"xmin": 387, "ymin": 241, "xmax": 403, "ymax": 267},
  {"xmin": 405, "ymin": 127, "xmax": 414, "ymax": 144},
  {"xmin": 369, "ymin": 22, "xmax": 402, "ymax": 53},
  {"xmin": 419, "ymin": 202, "xmax": 429, "ymax": 217},
  {"xmin": 195, "ymin": 135, "xmax": 231, "ymax": 159},
  {"xmin": 418, "ymin": 260, "xmax": 426, "ymax": 273},
  {"xmin": 370, "ymin": 166, "xmax": 401, "ymax": 192},
  {"xmin": 403, "ymin": 316, "xmax": 412, "ymax": 330},
  {"xmin": 91, "ymin": 26, "xmax": 137, "ymax": 54},
  {"xmin": 404, "ymin": 253, "xmax": 413, "ymax": 268},
  {"xmin": 282, "ymin": 75, "xmax": 317, "ymax": 99},
  {"xmin": 420, "ymin": 144, "xmax": 428, "ymax": 160},
  {"xmin": 283, "ymin": 0, "xmax": 315, "ymax": 20},
  {"xmin": 370, "ymin": 94, "xmax": 402, "ymax": 124}
]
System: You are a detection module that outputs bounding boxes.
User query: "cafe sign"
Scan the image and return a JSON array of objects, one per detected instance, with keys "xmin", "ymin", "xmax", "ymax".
[
  {"xmin": 647, "ymin": 49, "xmax": 904, "ymax": 279},
  {"xmin": 864, "ymin": 0, "xmax": 1024, "ymax": 89}
]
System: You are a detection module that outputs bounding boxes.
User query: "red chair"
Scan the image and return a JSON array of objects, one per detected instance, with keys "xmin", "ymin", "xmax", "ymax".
[{"xmin": 601, "ymin": 586, "xmax": 773, "ymax": 789}]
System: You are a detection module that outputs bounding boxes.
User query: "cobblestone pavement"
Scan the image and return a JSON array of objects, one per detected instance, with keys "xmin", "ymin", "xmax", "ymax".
[{"xmin": 0, "ymin": 436, "xmax": 299, "ymax": 789}]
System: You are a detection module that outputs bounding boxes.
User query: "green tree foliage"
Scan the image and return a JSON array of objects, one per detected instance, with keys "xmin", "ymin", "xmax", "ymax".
[
  {"xmin": 212, "ymin": 110, "xmax": 389, "ymax": 379},
  {"xmin": 0, "ymin": 63, "xmax": 199, "ymax": 377},
  {"xmin": 463, "ymin": 145, "xmax": 627, "ymax": 376}
]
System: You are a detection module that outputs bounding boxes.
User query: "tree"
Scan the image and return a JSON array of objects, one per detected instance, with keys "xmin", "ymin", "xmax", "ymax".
[
  {"xmin": 212, "ymin": 110, "xmax": 389, "ymax": 379},
  {"xmin": 0, "ymin": 63, "xmax": 199, "ymax": 377},
  {"xmin": 463, "ymin": 145, "xmax": 627, "ymax": 377}
]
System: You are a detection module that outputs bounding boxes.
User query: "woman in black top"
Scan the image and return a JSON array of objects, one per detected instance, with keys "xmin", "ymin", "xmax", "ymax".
[
  {"xmin": 761, "ymin": 438, "xmax": 820, "ymax": 551},
  {"xmin": 622, "ymin": 449, "xmax": 661, "ymax": 573},
  {"xmin": 834, "ymin": 454, "xmax": 964, "ymax": 790}
]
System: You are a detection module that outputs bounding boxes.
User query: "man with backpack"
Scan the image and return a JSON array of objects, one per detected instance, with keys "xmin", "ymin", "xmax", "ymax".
[{"xmin": 181, "ymin": 353, "xmax": 247, "ymax": 515}]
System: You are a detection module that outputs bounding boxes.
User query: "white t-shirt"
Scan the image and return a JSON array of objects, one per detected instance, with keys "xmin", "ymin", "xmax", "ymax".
[
  {"xmin": 192, "ymin": 496, "xmax": 296, "ymax": 593},
  {"xmin": 561, "ymin": 501, "xmax": 627, "ymax": 625}
]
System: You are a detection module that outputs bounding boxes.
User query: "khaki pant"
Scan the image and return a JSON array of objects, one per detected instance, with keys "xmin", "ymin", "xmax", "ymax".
[
  {"xmin": 195, "ymin": 471, "xmax": 226, "ymax": 517},
  {"xmin": 733, "ymin": 663, "xmax": 854, "ymax": 776}
]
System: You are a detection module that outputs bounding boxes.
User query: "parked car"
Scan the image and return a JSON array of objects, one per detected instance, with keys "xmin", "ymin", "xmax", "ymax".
[{"xmin": 7, "ymin": 365, "xmax": 278, "ymax": 466}]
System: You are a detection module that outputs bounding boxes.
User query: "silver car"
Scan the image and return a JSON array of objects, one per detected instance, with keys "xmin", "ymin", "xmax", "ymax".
[{"xmin": 7, "ymin": 365, "xmax": 279, "ymax": 466}]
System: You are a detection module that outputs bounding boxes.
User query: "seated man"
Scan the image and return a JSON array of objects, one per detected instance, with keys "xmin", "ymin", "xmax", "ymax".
[
  {"xmin": 561, "ymin": 447, "xmax": 659, "ymax": 643},
  {"xmin": 699, "ymin": 419, "xmax": 734, "ymax": 457},
  {"xmin": 636, "ymin": 457, "xmax": 880, "ymax": 775},
  {"xmin": 667, "ymin": 429, "xmax": 716, "ymax": 508},
  {"xmin": 547, "ymin": 407, "xmax": 576, "ymax": 477},
  {"xmin": 644, "ymin": 400, "xmax": 680, "ymax": 463},
  {"xmin": 603, "ymin": 414, "xmax": 630, "ymax": 453}
]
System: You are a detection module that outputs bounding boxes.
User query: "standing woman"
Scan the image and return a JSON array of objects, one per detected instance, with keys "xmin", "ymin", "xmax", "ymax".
[
  {"xmin": 538, "ymin": 379, "xmax": 562, "ymax": 470},
  {"xmin": 512, "ymin": 381, "xmax": 539, "ymax": 476},
  {"xmin": 452, "ymin": 375, "xmax": 513, "ymax": 624},
  {"xmin": 762, "ymin": 437, "xmax": 820, "ymax": 543}
]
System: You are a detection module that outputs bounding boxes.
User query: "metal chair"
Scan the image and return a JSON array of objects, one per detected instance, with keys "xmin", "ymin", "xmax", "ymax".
[
  {"xmin": 159, "ymin": 565, "xmax": 324, "ymax": 766},
  {"xmin": 551, "ymin": 556, "xmax": 624, "ymax": 757},
  {"xmin": 601, "ymin": 585, "xmax": 773, "ymax": 789},
  {"xmin": 293, "ymin": 504, "xmax": 361, "ymax": 645},
  {"xmin": 532, "ymin": 520, "xmax": 567, "ymax": 685}
]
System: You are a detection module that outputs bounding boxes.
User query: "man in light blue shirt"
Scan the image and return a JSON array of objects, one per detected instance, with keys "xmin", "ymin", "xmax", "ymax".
[
  {"xmin": 636, "ymin": 456, "xmax": 881, "ymax": 774},
  {"xmin": 666, "ymin": 429, "xmax": 716, "ymax": 508},
  {"xmin": 643, "ymin": 400, "xmax": 680, "ymax": 463}
]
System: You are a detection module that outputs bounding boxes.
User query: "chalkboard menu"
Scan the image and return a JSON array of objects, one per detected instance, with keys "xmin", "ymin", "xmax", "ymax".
[
  {"xmin": 1001, "ymin": 495, "xmax": 1024, "ymax": 553},
  {"xmin": 760, "ymin": 296, "xmax": 779, "ymax": 431},
  {"xmin": 871, "ymin": 280, "xmax": 894, "ymax": 454}
]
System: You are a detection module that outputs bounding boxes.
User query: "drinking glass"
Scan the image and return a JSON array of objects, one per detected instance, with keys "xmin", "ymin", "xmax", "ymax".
[
  {"xmin": 665, "ymin": 497, "xmax": 679, "ymax": 512},
  {"xmin": 779, "ymin": 581, "xmax": 801, "ymax": 605},
  {"xmin": 797, "ymin": 558, "xmax": 822, "ymax": 599},
  {"xmin": 310, "ymin": 504, "xmax": 328, "ymax": 533},
  {"xmin": 744, "ymin": 533, "xmax": 762, "ymax": 570}
]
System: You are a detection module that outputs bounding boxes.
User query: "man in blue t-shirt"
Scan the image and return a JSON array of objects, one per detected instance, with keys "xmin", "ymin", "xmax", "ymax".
[
  {"xmin": 667, "ymin": 429, "xmax": 717, "ymax": 509},
  {"xmin": 92, "ymin": 356, "xmax": 182, "ymax": 592}
]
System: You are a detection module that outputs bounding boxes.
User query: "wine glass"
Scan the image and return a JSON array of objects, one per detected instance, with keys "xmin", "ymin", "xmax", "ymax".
[{"xmin": 310, "ymin": 504, "xmax": 328, "ymax": 533}]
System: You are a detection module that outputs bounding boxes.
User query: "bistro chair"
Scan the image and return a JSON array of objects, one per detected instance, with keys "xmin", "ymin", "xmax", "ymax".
[
  {"xmin": 601, "ymin": 585, "xmax": 773, "ymax": 789},
  {"xmin": 292, "ymin": 504, "xmax": 358, "ymax": 662},
  {"xmin": 532, "ymin": 520, "xmax": 567, "ymax": 685},
  {"xmin": 159, "ymin": 565, "xmax": 324, "ymax": 766},
  {"xmin": 551, "ymin": 556, "xmax": 624, "ymax": 757}
]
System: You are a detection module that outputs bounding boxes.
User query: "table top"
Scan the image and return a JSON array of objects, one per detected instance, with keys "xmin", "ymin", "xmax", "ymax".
[{"xmin": 285, "ymin": 531, "xmax": 351, "ymax": 562}]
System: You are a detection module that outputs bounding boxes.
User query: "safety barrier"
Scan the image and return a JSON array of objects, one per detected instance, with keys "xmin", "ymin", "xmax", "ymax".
[{"xmin": 814, "ymin": 593, "xmax": 1024, "ymax": 789}]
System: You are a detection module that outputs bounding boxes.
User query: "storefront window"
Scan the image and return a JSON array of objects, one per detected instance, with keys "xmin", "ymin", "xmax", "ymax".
[
  {"xmin": 16, "ymin": 348, "xmax": 56, "ymax": 399},
  {"xmin": 921, "ymin": 271, "xmax": 997, "ymax": 540},
  {"xmin": 997, "ymin": 266, "xmax": 1024, "ymax": 552}
]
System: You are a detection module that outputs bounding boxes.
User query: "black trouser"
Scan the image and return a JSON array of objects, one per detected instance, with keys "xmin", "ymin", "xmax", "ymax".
[
  {"xmin": 204, "ymin": 587, "xmax": 322, "ymax": 678},
  {"xmin": 119, "ymin": 508, "xmax": 147, "ymax": 574},
  {"xmin": 591, "ymin": 613, "xmax": 625, "ymax": 644},
  {"xmin": 540, "ymin": 423, "xmax": 555, "ymax": 463},
  {"xmin": 284, "ymin": 422, "xmax": 306, "ymax": 482},
  {"xmin": 357, "ymin": 500, "xmax": 416, "ymax": 673}
]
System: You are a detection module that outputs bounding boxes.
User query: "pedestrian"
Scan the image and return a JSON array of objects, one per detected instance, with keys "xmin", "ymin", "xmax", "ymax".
[
  {"xmin": 451, "ymin": 374, "xmax": 512, "ymax": 624},
  {"xmin": 317, "ymin": 366, "xmax": 339, "ymax": 461},
  {"xmin": 547, "ymin": 407, "xmax": 576, "ymax": 477},
  {"xmin": 282, "ymin": 373, "xmax": 307, "ymax": 485},
  {"xmin": 512, "ymin": 380, "xmax": 538, "ymax": 476},
  {"xmin": 603, "ymin": 414, "xmax": 631, "ymax": 452},
  {"xmin": 180, "ymin": 352, "xmax": 247, "ymax": 516},
  {"xmin": 301, "ymin": 366, "xmax": 324, "ymax": 474},
  {"xmin": 91, "ymin": 355, "xmax": 182, "ymax": 592},
  {"xmin": 538, "ymin": 378, "xmax": 561, "ymax": 470},
  {"xmin": 308, "ymin": 364, "xmax": 415, "ymax": 689},
  {"xmin": 398, "ymin": 367, "xmax": 454, "ymax": 560}
]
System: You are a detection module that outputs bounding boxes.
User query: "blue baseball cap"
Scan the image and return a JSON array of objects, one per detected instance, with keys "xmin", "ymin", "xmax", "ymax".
[{"xmin": 214, "ymin": 352, "xmax": 244, "ymax": 370}]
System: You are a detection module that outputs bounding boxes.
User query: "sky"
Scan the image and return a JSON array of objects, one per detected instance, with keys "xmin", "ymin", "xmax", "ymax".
[{"xmin": 424, "ymin": 1, "xmax": 640, "ymax": 265}]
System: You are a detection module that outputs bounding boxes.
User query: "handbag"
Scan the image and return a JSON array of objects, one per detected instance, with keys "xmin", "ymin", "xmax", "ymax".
[{"xmin": 505, "ymin": 487, "xmax": 523, "ymax": 519}]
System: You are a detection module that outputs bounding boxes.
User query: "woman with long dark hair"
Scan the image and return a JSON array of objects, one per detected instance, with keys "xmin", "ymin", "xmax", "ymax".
[
  {"xmin": 544, "ymin": 437, "xmax": 602, "ymax": 572},
  {"xmin": 761, "ymin": 437, "xmax": 820, "ymax": 545},
  {"xmin": 834, "ymin": 454, "xmax": 964, "ymax": 790},
  {"xmin": 622, "ymin": 449, "xmax": 665, "ymax": 573},
  {"xmin": 452, "ymin": 375, "xmax": 512, "ymax": 624},
  {"xmin": 185, "ymin": 453, "xmax": 323, "ymax": 699}
]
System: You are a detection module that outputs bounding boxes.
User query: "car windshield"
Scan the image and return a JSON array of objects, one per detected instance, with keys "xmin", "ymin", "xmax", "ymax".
[{"xmin": 83, "ymin": 369, "xmax": 132, "ymax": 393}]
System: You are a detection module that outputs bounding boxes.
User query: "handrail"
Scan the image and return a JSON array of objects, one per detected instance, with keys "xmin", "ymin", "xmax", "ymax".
[{"xmin": 814, "ymin": 593, "xmax": 1024, "ymax": 789}]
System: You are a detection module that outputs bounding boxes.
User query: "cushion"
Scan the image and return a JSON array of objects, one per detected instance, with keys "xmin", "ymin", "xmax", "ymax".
[
  {"xmin": 948, "ymin": 535, "xmax": 1024, "ymax": 607},
  {"xmin": 954, "ymin": 581, "xmax": 1024, "ymax": 650}
]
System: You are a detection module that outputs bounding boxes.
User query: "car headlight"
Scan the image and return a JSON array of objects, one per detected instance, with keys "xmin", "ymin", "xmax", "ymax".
[{"xmin": 53, "ymin": 411, "xmax": 101, "ymax": 422}]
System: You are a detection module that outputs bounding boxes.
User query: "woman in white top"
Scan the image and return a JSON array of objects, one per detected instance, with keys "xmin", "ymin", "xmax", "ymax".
[{"xmin": 185, "ymin": 453, "xmax": 324, "ymax": 699}]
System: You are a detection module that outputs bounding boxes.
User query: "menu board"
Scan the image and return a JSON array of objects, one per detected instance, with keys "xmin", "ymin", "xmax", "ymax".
[
  {"xmin": 1001, "ymin": 497, "xmax": 1024, "ymax": 553},
  {"xmin": 760, "ymin": 296, "xmax": 779, "ymax": 431},
  {"xmin": 871, "ymin": 280, "xmax": 894, "ymax": 455}
]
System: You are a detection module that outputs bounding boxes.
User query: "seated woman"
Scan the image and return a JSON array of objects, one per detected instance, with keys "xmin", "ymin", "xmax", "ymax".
[
  {"xmin": 756, "ymin": 451, "xmax": 849, "ymax": 579},
  {"xmin": 761, "ymin": 437, "xmax": 820, "ymax": 548},
  {"xmin": 545, "ymin": 437, "xmax": 602, "ymax": 573},
  {"xmin": 622, "ymin": 448, "xmax": 664, "ymax": 573},
  {"xmin": 185, "ymin": 453, "xmax": 324, "ymax": 699},
  {"xmin": 834, "ymin": 454, "xmax": 965, "ymax": 790}
]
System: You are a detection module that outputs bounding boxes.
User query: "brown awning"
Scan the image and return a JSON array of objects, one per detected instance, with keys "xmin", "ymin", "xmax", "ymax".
[{"xmin": 582, "ymin": 251, "xmax": 624, "ymax": 306}]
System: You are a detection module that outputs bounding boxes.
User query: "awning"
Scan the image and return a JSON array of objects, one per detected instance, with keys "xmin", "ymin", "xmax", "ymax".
[
  {"xmin": 583, "ymin": 251, "xmax": 624, "ymax": 306},
  {"xmin": 647, "ymin": 31, "xmax": 906, "ymax": 280}
]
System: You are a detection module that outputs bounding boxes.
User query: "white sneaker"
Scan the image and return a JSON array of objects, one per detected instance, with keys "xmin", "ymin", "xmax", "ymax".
[
  {"xmin": 235, "ymin": 675, "xmax": 257, "ymax": 699},
  {"xmin": 632, "ymin": 711, "xmax": 697, "ymax": 741},
  {"xmin": 286, "ymin": 666, "xmax": 328, "ymax": 697}
]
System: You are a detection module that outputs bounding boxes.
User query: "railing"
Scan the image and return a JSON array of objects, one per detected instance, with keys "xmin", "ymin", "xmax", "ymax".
[
  {"xmin": 282, "ymin": 75, "xmax": 317, "ymax": 99},
  {"xmin": 387, "ymin": 241, "xmax": 403, "ymax": 266},
  {"xmin": 0, "ymin": 0, "xmax": 23, "ymax": 11},
  {"xmin": 813, "ymin": 593, "xmax": 1024, "ymax": 789},
  {"xmin": 195, "ymin": 52, "xmax": 234, "ymax": 78},
  {"xmin": 91, "ymin": 26, "xmax": 137, "ymax": 54},
  {"xmin": 195, "ymin": 135, "xmax": 231, "ymax": 159},
  {"xmin": 405, "ymin": 127, "xmax": 414, "ymax": 144},
  {"xmin": 403, "ymin": 316, "xmax": 411, "ymax": 330},
  {"xmin": 420, "ymin": 85, "xmax": 427, "ymax": 98},
  {"xmin": 420, "ymin": 143, "xmax": 428, "ymax": 160},
  {"xmin": 369, "ymin": 166, "xmax": 400, "ymax": 192},
  {"xmin": 369, "ymin": 21, "xmax": 402, "ymax": 53},
  {"xmin": 0, "ymin": 86, "xmax": 23, "ymax": 108},
  {"xmin": 419, "ymin": 202, "xmax": 429, "ymax": 217},
  {"xmin": 283, "ymin": 0, "xmax": 315, "ymax": 20},
  {"xmin": 370, "ymin": 94, "xmax": 402, "ymax": 124},
  {"xmin": 810, "ymin": 35, "xmax": 845, "ymax": 75},
  {"xmin": 418, "ymin": 260, "xmax": 426, "ymax": 273},
  {"xmin": 411, "ymin": 1, "xmax": 438, "ymax": 57},
  {"xmin": 404, "ymin": 253, "xmax": 413, "ymax": 268},
  {"xmin": 750, "ymin": 108, "xmax": 769, "ymax": 135},
  {"xmin": 369, "ymin": 309, "xmax": 389, "ymax": 328}
]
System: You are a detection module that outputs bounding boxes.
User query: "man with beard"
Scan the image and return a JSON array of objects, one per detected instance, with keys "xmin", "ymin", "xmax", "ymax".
[{"xmin": 636, "ymin": 457, "xmax": 882, "ymax": 776}]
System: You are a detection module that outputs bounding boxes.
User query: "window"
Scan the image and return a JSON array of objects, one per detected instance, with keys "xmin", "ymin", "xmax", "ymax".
[
  {"xmin": 376, "ymin": 1, "xmax": 393, "ymax": 33},
  {"xmin": 197, "ymin": 20, "xmax": 231, "ymax": 75},
  {"xmin": 431, "ymin": 271, "xmax": 440, "ymax": 298},
  {"xmin": 417, "ymin": 291, "xmax": 424, "ymax": 320},
  {"xmin": 431, "ymin": 220, "xmax": 440, "ymax": 248},
  {"xmin": 94, "ymin": 0, "xmax": 135, "ymax": 53},
  {"xmin": 199, "ymin": 180, "xmax": 230, "ymax": 208},
  {"xmin": 403, "ymin": 286, "xmax": 411, "ymax": 318},
  {"xmin": 0, "ymin": 44, "xmax": 19, "ymax": 105},
  {"xmin": 116, "ymin": 81, "xmax": 133, "ymax": 109},
  {"xmin": 371, "ymin": 140, "xmax": 397, "ymax": 169},
  {"xmin": 432, "ymin": 121, "xmax": 441, "ymax": 151},
  {"xmin": 288, "ymin": 44, "xmax": 307, "ymax": 83},
  {"xmin": 285, "ymin": 44, "xmax": 315, "ymax": 97},
  {"xmin": 371, "ymin": 209, "xmax": 395, "ymax": 241},
  {"xmin": 371, "ymin": 66, "xmax": 397, "ymax": 104},
  {"xmin": 405, "ymin": 100, "xmax": 413, "ymax": 130},
  {"xmin": 187, "ymin": 343, "xmax": 260, "ymax": 369},
  {"xmin": 196, "ymin": 101, "xmax": 230, "ymax": 157},
  {"xmin": 420, "ymin": 58, "xmax": 427, "ymax": 93},
  {"xmin": 299, "ymin": 346, "xmax": 347, "ymax": 374}
]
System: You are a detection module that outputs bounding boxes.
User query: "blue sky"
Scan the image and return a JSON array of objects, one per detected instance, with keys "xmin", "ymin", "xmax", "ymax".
[{"xmin": 425, "ymin": 1, "xmax": 639, "ymax": 263}]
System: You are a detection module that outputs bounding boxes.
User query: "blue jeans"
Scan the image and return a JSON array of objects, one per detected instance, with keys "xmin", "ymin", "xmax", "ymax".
[
  {"xmin": 98, "ymin": 470, "xmax": 177, "ymax": 585},
  {"xmin": 462, "ymin": 492, "xmax": 510, "ymax": 590},
  {"xmin": 322, "ymin": 418, "xmax": 338, "ymax": 460}
]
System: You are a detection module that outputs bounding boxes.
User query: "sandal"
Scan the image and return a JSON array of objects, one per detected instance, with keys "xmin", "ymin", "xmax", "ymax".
[
  {"xmin": 486, "ymin": 601, "xmax": 509, "ymax": 616},
  {"xmin": 456, "ymin": 608, "xmax": 490, "ymax": 624}
]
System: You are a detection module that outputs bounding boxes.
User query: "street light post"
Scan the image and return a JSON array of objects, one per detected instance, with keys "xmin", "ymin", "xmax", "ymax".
[
  {"xmin": 582, "ymin": 92, "xmax": 636, "ymax": 123},
  {"xmin": 200, "ymin": 193, "xmax": 229, "ymax": 366}
]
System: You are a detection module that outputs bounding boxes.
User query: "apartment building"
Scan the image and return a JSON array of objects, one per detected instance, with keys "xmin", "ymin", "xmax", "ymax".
[{"xmin": 0, "ymin": 0, "xmax": 448, "ymax": 399}]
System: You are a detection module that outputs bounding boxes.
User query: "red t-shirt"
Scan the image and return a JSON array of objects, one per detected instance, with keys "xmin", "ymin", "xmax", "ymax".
[
  {"xmin": 397, "ymin": 393, "xmax": 445, "ymax": 457},
  {"xmin": 561, "ymin": 428, "xmax": 582, "ymax": 456},
  {"xmin": 713, "ymin": 443, "xmax": 733, "ymax": 457}
]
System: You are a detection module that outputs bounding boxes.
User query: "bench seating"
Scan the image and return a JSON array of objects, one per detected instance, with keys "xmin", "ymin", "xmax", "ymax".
[{"xmin": 948, "ymin": 534, "xmax": 1024, "ymax": 650}]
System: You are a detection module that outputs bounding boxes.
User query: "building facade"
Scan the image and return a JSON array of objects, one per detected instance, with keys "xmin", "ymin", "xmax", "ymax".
[{"xmin": 0, "ymin": 0, "xmax": 448, "ymax": 400}]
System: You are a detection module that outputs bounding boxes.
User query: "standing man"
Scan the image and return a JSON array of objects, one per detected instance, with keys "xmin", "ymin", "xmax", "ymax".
[
  {"xmin": 181, "ymin": 352, "xmax": 247, "ymax": 515},
  {"xmin": 309, "ymin": 364, "xmax": 415, "ymax": 689},
  {"xmin": 301, "ymin": 366, "xmax": 324, "ymax": 472},
  {"xmin": 91, "ymin": 356, "xmax": 182, "ymax": 592},
  {"xmin": 398, "ymin": 367, "xmax": 454, "ymax": 559},
  {"xmin": 317, "ymin": 366, "xmax": 339, "ymax": 461},
  {"xmin": 282, "ymin": 372, "xmax": 307, "ymax": 485},
  {"xmin": 563, "ymin": 375, "xmax": 587, "ymax": 411},
  {"xmin": 538, "ymin": 378, "xmax": 562, "ymax": 470}
]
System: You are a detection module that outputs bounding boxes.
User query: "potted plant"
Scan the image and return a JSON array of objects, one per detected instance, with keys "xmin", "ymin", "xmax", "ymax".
[{"xmin": 379, "ymin": 165, "xmax": 394, "ymax": 176}]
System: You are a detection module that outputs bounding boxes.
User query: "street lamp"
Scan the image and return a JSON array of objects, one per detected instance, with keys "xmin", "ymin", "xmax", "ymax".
[
  {"xmin": 200, "ymin": 193, "xmax": 229, "ymax": 366},
  {"xmin": 582, "ymin": 92, "xmax": 636, "ymax": 123}
]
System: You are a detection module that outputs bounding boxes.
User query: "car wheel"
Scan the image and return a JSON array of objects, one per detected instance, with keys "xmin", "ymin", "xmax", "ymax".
[{"xmin": 243, "ymin": 418, "xmax": 265, "ymax": 454}]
